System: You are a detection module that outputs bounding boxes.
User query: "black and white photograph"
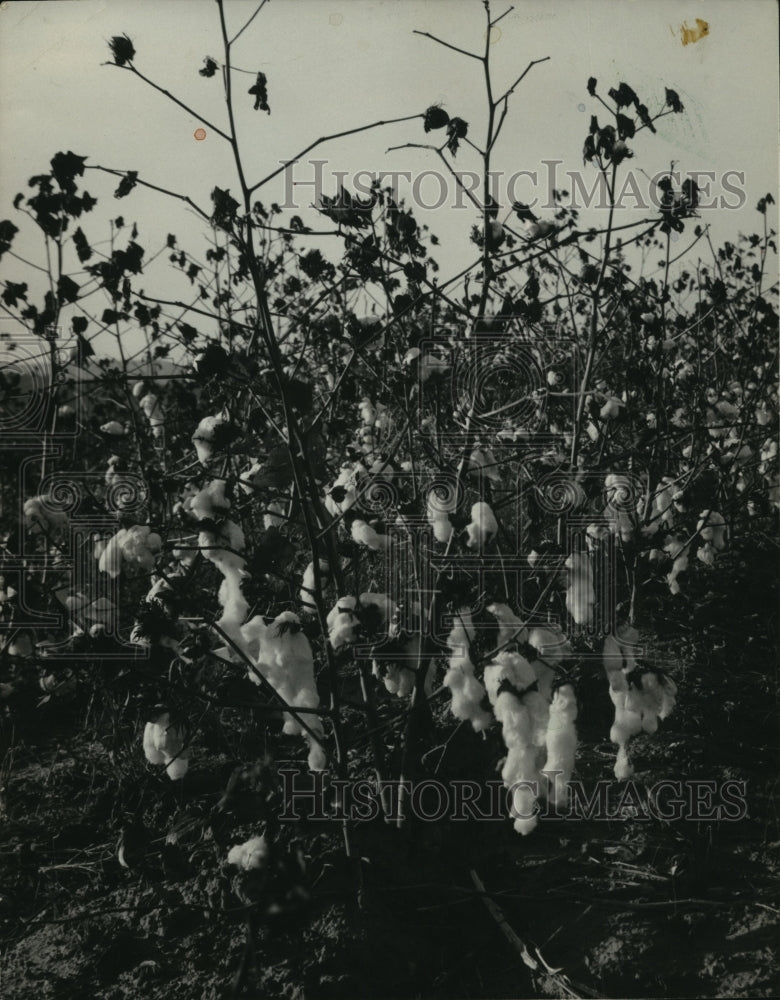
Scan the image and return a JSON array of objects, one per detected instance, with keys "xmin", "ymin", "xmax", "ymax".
[{"xmin": 1, "ymin": 1, "xmax": 778, "ymax": 997}]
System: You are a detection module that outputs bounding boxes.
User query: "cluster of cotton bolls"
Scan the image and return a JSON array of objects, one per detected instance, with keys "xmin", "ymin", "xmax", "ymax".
[
  {"xmin": 373, "ymin": 632, "xmax": 426, "ymax": 698},
  {"xmin": 602, "ymin": 625, "xmax": 676, "ymax": 779},
  {"xmin": 366, "ymin": 598, "xmax": 432, "ymax": 699},
  {"xmin": 241, "ymin": 611, "xmax": 327, "ymax": 771},
  {"xmin": 143, "ymin": 710, "xmax": 188, "ymax": 780},
  {"xmin": 327, "ymin": 592, "xmax": 395, "ymax": 653},
  {"xmin": 96, "ymin": 525, "xmax": 162, "ymax": 578},
  {"xmin": 483, "ymin": 651, "xmax": 551, "ymax": 835},
  {"xmin": 443, "ymin": 608, "xmax": 492, "ymax": 731}
]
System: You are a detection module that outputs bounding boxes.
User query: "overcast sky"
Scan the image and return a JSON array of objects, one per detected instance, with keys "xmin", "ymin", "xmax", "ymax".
[{"xmin": 1, "ymin": 0, "xmax": 778, "ymax": 353}]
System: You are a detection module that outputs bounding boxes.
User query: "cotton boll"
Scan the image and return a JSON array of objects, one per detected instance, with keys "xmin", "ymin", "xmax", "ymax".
[
  {"xmin": 419, "ymin": 353, "xmax": 450, "ymax": 382},
  {"xmin": 23, "ymin": 496, "xmax": 69, "ymax": 534},
  {"xmin": 166, "ymin": 756, "xmax": 189, "ymax": 780},
  {"xmin": 606, "ymin": 668, "xmax": 642, "ymax": 780},
  {"xmin": 190, "ymin": 479, "xmax": 231, "ymax": 521},
  {"xmin": 327, "ymin": 596, "xmax": 359, "ymax": 649},
  {"xmin": 227, "ymin": 835, "xmax": 269, "ymax": 871},
  {"xmin": 351, "ymin": 519, "xmax": 390, "ymax": 552},
  {"xmin": 143, "ymin": 712, "xmax": 188, "ymax": 780},
  {"xmin": 528, "ymin": 627, "xmax": 570, "ymax": 701},
  {"xmin": 697, "ymin": 510, "xmax": 726, "ymax": 550},
  {"xmin": 325, "ymin": 466, "xmax": 359, "ymax": 517},
  {"xmin": 98, "ymin": 530, "xmax": 126, "ymax": 578},
  {"xmin": 7, "ymin": 632, "xmax": 34, "ymax": 658},
  {"xmin": 544, "ymin": 684, "xmax": 578, "ymax": 807},
  {"xmin": 307, "ymin": 741, "xmax": 328, "ymax": 772},
  {"xmin": 468, "ymin": 448, "xmax": 502, "ymax": 484},
  {"xmin": 444, "ymin": 609, "xmax": 492, "ymax": 731},
  {"xmin": 426, "ymin": 489, "xmax": 455, "ymax": 544},
  {"xmin": 100, "ymin": 420, "xmax": 125, "ymax": 436},
  {"xmin": 300, "ymin": 559, "xmax": 329, "ymax": 614},
  {"xmin": 565, "ymin": 552, "xmax": 595, "ymax": 625},
  {"xmin": 600, "ymin": 397, "xmax": 623, "ymax": 420},
  {"xmin": 465, "ymin": 501, "xmax": 497, "ymax": 550},
  {"xmin": 261, "ymin": 612, "xmax": 327, "ymax": 769},
  {"xmin": 139, "ymin": 393, "xmax": 164, "ymax": 439},
  {"xmin": 263, "ymin": 500, "xmax": 286, "ymax": 530},
  {"xmin": 646, "ymin": 477, "xmax": 677, "ymax": 534},
  {"xmin": 487, "ymin": 602, "xmax": 528, "ymax": 649},
  {"xmin": 192, "ymin": 414, "xmax": 228, "ymax": 465},
  {"xmin": 663, "ymin": 534, "xmax": 688, "ymax": 595},
  {"xmin": 586, "ymin": 523, "xmax": 610, "ymax": 551},
  {"xmin": 604, "ymin": 474, "xmax": 635, "ymax": 542},
  {"xmin": 358, "ymin": 397, "xmax": 376, "ymax": 426}
]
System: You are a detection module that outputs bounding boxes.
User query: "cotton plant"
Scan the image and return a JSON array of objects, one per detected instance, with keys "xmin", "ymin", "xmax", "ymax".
[
  {"xmin": 143, "ymin": 710, "xmax": 189, "ymax": 780},
  {"xmin": 443, "ymin": 608, "xmax": 492, "ymax": 731}
]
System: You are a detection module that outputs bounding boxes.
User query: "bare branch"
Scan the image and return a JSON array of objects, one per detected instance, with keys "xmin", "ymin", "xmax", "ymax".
[{"xmin": 413, "ymin": 29, "xmax": 482, "ymax": 61}]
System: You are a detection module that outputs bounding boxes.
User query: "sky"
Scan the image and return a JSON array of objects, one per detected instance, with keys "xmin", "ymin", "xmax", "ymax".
[{"xmin": 0, "ymin": 0, "xmax": 778, "ymax": 354}]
